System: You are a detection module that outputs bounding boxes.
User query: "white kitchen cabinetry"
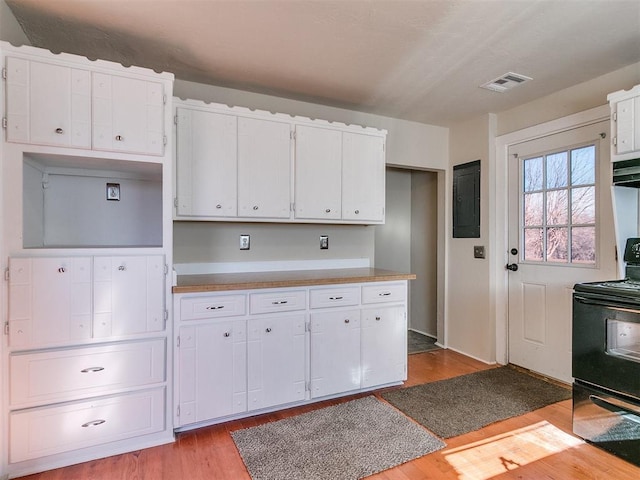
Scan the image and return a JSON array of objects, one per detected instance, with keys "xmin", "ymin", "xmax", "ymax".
[
  {"xmin": 174, "ymin": 279, "xmax": 407, "ymax": 430},
  {"xmin": 4, "ymin": 53, "xmax": 167, "ymax": 157},
  {"xmin": 237, "ymin": 117, "xmax": 292, "ymax": 219},
  {"xmin": 342, "ymin": 132, "xmax": 386, "ymax": 222},
  {"xmin": 8, "ymin": 256, "xmax": 92, "ymax": 349},
  {"xmin": 178, "ymin": 320, "xmax": 247, "ymax": 426},
  {"xmin": 5, "ymin": 57, "xmax": 91, "ymax": 148},
  {"xmin": 608, "ymin": 84, "xmax": 640, "ymax": 162},
  {"xmin": 92, "ymin": 73, "xmax": 165, "ymax": 156},
  {"xmin": 247, "ymin": 314, "xmax": 306, "ymax": 410},
  {"xmin": 294, "ymin": 125, "xmax": 342, "ymax": 220},
  {"xmin": 175, "ymin": 107, "xmax": 238, "ymax": 217},
  {"xmin": 173, "ymin": 99, "xmax": 386, "ymax": 224}
]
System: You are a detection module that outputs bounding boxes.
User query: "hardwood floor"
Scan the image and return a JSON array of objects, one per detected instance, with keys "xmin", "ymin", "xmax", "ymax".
[{"xmin": 18, "ymin": 349, "xmax": 640, "ymax": 480}]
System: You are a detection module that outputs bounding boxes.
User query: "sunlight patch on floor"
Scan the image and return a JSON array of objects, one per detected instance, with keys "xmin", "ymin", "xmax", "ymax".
[{"xmin": 443, "ymin": 421, "xmax": 583, "ymax": 480}]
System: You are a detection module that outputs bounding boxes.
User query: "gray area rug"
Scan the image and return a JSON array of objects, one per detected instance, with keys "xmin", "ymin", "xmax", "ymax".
[
  {"xmin": 382, "ymin": 366, "xmax": 572, "ymax": 439},
  {"xmin": 231, "ymin": 396, "xmax": 445, "ymax": 480}
]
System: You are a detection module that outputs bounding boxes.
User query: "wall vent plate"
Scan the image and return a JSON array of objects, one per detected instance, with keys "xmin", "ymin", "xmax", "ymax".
[
  {"xmin": 480, "ymin": 72, "xmax": 532, "ymax": 93},
  {"xmin": 240, "ymin": 234, "xmax": 250, "ymax": 250}
]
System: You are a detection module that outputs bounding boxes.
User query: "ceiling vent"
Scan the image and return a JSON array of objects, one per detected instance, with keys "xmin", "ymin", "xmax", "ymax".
[{"xmin": 480, "ymin": 72, "xmax": 532, "ymax": 93}]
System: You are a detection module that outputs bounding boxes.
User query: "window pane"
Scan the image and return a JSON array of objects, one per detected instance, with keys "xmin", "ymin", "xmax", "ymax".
[
  {"xmin": 524, "ymin": 228, "xmax": 544, "ymax": 261},
  {"xmin": 546, "ymin": 152, "xmax": 568, "ymax": 189},
  {"xmin": 524, "ymin": 157, "xmax": 543, "ymax": 192},
  {"xmin": 571, "ymin": 146, "xmax": 595, "ymax": 186},
  {"xmin": 547, "ymin": 227, "xmax": 568, "ymax": 262},
  {"xmin": 546, "ymin": 190, "xmax": 568, "ymax": 225},
  {"xmin": 572, "ymin": 226, "xmax": 596, "ymax": 263},
  {"xmin": 572, "ymin": 186, "xmax": 595, "ymax": 224},
  {"xmin": 524, "ymin": 192, "xmax": 543, "ymax": 226}
]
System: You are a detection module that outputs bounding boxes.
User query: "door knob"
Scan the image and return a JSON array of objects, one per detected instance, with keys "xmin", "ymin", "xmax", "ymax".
[
  {"xmin": 510, "ymin": 248, "xmax": 518, "ymax": 255},
  {"xmin": 506, "ymin": 263, "xmax": 519, "ymax": 271}
]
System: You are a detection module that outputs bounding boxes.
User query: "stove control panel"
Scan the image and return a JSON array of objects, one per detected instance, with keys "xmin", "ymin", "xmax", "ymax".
[{"xmin": 623, "ymin": 238, "xmax": 640, "ymax": 264}]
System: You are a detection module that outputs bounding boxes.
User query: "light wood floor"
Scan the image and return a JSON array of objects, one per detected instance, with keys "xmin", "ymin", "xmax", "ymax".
[{"xmin": 19, "ymin": 349, "xmax": 640, "ymax": 480}]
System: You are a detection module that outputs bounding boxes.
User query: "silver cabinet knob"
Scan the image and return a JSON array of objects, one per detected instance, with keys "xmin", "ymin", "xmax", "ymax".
[
  {"xmin": 115, "ymin": 135, "xmax": 124, "ymax": 141},
  {"xmin": 216, "ymin": 204, "xmax": 222, "ymax": 209},
  {"xmin": 55, "ymin": 127, "xmax": 64, "ymax": 134},
  {"xmin": 118, "ymin": 265, "xmax": 126, "ymax": 271},
  {"xmin": 355, "ymin": 210, "xmax": 360, "ymax": 214},
  {"xmin": 223, "ymin": 332, "xmax": 231, "ymax": 337},
  {"xmin": 325, "ymin": 208, "xmax": 331, "ymax": 213},
  {"xmin": 265, "ymin": 327, "xmax": 272, "ymax": 333},
  {"xmin": 344, "ymin": 318, "xmax": 350, "ymax": 324},
  {"xmin": 375, "ymin": 316, "xmax": 381, "ymax": 321},
  {"xmin": 58, "ymin": 267, "xmax": 66, "ymax": 273},
  {"xmin": 253, "ymin": 205, "xmax": 259, "ymax": 210}
]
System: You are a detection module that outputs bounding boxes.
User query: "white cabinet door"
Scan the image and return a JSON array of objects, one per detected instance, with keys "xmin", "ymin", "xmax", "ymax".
[
  {"xmin": 361, "ymin": 305, "xmax": 406, "ymax": 388},
  {"xmin": 614, "ymin": 96, "xmax": 640, "ymax": 156},
  {"xmin": 175, "ymin": 107, "xmax": 238, "ymax": 217},
  {"xmin": 294, "ymin": 125, "xmax": 342, "ymax": 220},
  {"xmin": 5, "ymin": 57, "xmax": 91, "ymax": 148},
  {"xmin": 92, "ymin": 73, "xmax": 165, "ymax": 155},
  {"xmin": 247, "ymin": 314, "xmax": 306, "ymax": 410},
  {"xmin": 342, "ymin": 132, "xmax": 385, "ymax": 222},
  {"xmin": 178, "ymin": 321, "xmax": 247, "ymax": 426},
  {"xmin": 237, "ymin": 117, "xmax": 291, "ymax": 218},
  {"xmin": 93, "ymin": 256, "xmax": 165, "ymax": 338},
  {"xmin": 8, "ymin": 257, "xmax": 92, "ymax": 349},
  {"xmin": 309, "ymin": 310, "xmax": 361, "ymax": 398}
]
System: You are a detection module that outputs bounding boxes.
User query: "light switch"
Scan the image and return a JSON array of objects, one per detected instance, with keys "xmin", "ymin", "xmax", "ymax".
[{"xmin": 474, "ymin": 245, "xmax": 485, "ymax": 259}]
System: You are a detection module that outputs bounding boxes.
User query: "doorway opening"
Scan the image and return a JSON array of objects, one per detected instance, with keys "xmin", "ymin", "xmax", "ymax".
[{"xmin": 374, "ymin": 167, "xmax": 444, "ymax": 353}]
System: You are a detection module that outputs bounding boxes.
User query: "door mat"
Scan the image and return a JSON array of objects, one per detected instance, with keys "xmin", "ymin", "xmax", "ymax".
[
  {"xmin": 231, "ymin": 396, "xmax": 445, "ymax": 480},
  {"xmin": 382, "ymin": 366, "xmax": 571, "ymax": 438}
]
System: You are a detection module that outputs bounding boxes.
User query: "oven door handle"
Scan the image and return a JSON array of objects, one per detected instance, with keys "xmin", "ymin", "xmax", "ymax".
[
  {"xmin": 590, "ymin": 395, "xmax": 640, "ymax": 420},
  {"xmin": 574, "ymin": 294, "xmax": 640, "ymax": 312}
]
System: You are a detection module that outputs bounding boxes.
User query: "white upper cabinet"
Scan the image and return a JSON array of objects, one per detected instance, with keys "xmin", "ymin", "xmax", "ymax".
[
  {"xmin": 173, "ymin": 99, "xmax": 386, "ymax": 224},
  {"xmin": 608, "ymin": 84, "xmax": 640, "ymax": 162},
  {"xmin": 342, "ymin": 132, "xmax": 385, "ymax": 222},
  {"xmin": 92, "ymin": 73, "xmax": 165, "ymax": 155},
  {"xmin": 237, "ymin": 116, "xmax": 291, "ymax": 219},
  {"xmin": 294, "ymin": 125, "xmax": 342, "ymax": 220},
  {"xmin": 3, "ymin": 47, "xmax": 170, "ymax": 157},
  {"xmin": 175, "ymin": 107, "xmax": 238, "ymax": 217},
  {"xmin": 5, "ymin": 57, "xmax": 91, "ymax": 148}
]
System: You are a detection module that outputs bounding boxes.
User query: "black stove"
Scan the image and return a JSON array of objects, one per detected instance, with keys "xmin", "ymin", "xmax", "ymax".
[{"xmin": 573, "ymin": 238, "xmax": 640, "ymax": 303}]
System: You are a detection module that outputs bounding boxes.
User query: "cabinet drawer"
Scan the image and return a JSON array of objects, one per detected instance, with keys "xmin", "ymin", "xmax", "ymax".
[
  {"xmin": 10, "ymin": 339, "xmax": 165, "ymax": 407},
  {"xmin": 249, "ymin": 290, "xmax": 306, "ymax": 314},
  {"xmin": 9, "ymin": 388, "xmax": 165, "ymax": 463},
  {"xmin": 361, "ymin": 283, "xmax": 406, "ymax": 304},
  {"xmin": 180, "ymin": 294, "xmax": 246, "ymax": 320},
  {"xmin": 309, "ymin": 286, "xmax": 360, "ymax": 309}
]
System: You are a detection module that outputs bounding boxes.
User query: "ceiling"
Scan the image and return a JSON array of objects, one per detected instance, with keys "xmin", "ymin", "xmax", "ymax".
[{"xmin": 5, "ymin": 0, "xmax": 640, "ymax": 127}]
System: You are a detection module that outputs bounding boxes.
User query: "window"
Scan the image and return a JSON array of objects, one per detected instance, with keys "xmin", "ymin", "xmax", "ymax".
[{"xmin": 522, "ymin": 144, "xmax": 596, "ymax": 264}]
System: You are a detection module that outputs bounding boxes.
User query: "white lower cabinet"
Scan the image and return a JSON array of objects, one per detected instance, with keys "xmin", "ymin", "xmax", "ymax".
[
  {"xmin": 177, "ymin": 320, "xmax": 247, "ymax": 426},
  {"xmin": 309, "ymin": 309, "xmax": 361, "ymax": 398},
  {"xmin": 247, "ymin": 314, "xmax": 306, "ymax": 410},
  {"xmin": 174, "ymin": 280, "xmax": 408, "ymax": 430},
  {"xmin": 9, "ymin": 388, "xmax": 165, "ymax": 463},
  {"xmin": 361, "ymin": 305, "xmax": 407, "ymax": 388}
]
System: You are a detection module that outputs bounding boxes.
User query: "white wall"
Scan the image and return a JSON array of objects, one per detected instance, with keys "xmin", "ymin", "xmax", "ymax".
[
  {"xmin": 447, "ymin": 114, "xmax": 496, "ymax": 361},
  {"xmin": 173, "ymin": 79, "xmax": 449, "ymax": 267}
]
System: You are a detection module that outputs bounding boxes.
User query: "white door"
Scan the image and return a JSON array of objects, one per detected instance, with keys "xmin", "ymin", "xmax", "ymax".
[
  {"xmin": 507, "ymin": 121, "xmax": 617, "ymax": 382},
  {"xmin": 247, "ymin": 314, "xmax": 306, "ymax": 410},
  {"xmin": 309, "ymin": 309, "xmax": 361, "ymax": 398},
  {"xmin": 361, "ymin": 305, "xmax": 406, "ymax": 387},
  {"xmin": 294, "ymin": 125, "xmax": 342, "ymax": 220},
  {"xmin": 342, "ymin": 132, "xmax": 385, "ymax": 222},
  {"xmin": 175, "ymin": 107, "xmax": 238, "ymax": 217},
  {"xmin": 93, "ymin": 256, "xmax": 165, "ymax": 338},
  {"xmin": 177, "ymin": 321, "xmax": 247, "ymax": 426},
  {"xmin": 237, "ymin": 117, "xmax": 291, "ymax": 218},
  {"xmin": 92, "ymin": 73, "xmax": 164, "ymax": 155}
]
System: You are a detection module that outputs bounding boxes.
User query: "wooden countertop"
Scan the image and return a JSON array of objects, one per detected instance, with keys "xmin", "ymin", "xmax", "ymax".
[{"xmin": 173, "ymin": 268, "xmax": 416, "ymax": 294}]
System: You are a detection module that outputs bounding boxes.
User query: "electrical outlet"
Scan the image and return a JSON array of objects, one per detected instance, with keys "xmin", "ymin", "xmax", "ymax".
[
  {"xmin": 320, "ymin": 235, "xmax": 329, "ymax": 250},
  {"xmin": 474, "ymin": 245, "xmax": 485, "ymax": 259},
  {"xmin": 240, "ymin": 234, "xmax": 250, "ymax": 250}
]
